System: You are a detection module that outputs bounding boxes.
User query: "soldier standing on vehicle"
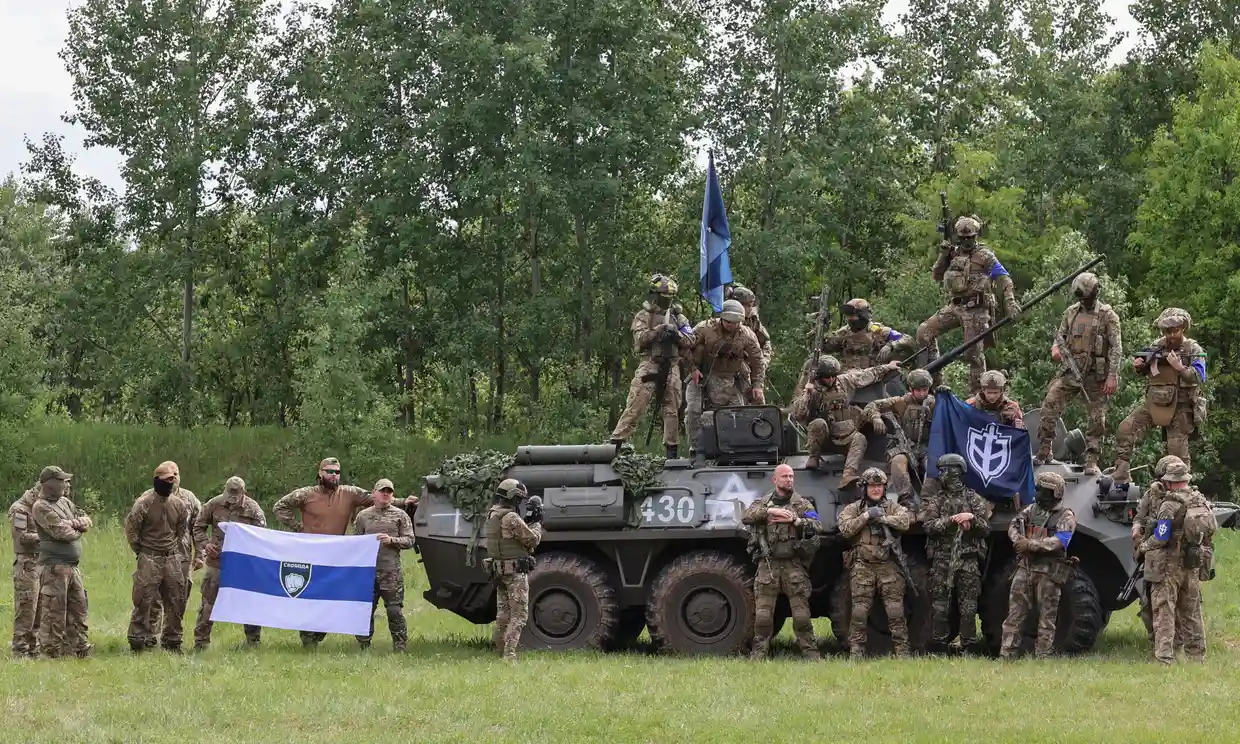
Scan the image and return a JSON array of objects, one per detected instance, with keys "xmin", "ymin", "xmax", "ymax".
[
  {"xmin": 9, "ymin": 476, "xmax": 43, "ymax": 658},
  {"xmin": 917, "ymin": 216, "xmax": 1020, "ymax": 391},
  {"xmin": 838, "ymin": 468, "xmax": 914, "ymax": 658},
  {"xmin": 922, "ymin": 454, "xmax": 990, "ymax": 652},
  {"xmin": 484, "ymin": 479, "xmax": 542, "ymax": 661},
  {"xmin": 273, "ymin": 457, "xmax": 412, "ymax": 648},
  {"xmin": 192, "ymin": 476, "xmax": 266, "ymax": 650},
  {"xmin": 797, "ymin": 298, "xmax": 916, "ymax": 389},
  {"xmin": 1137, "ymin": 460, "xmax": 1214, "ymax": 664},
  {"xmin": 30, "ymin": 466, "xmax": 92, "ymax": 659},
  {"xmin": 1000, "ymin": 472, "xmax": 1076, "ymax": 659},
  {"xmin": 684, "ymin": 299, "xmax": 767, "ymax": 455},
  {"xmin": 353, "ymin": 479, "xmax": 415, "ymax": 652},
  {"xmin": 1132, "ymin": 455, "xmax": 1183, "ymax": 646},
  {"xmin": 1034, "ymin": 273, "xmax": 1122, "ymax": 476},
  {"xmin": 124, "ymin": 461, "xmax": 194, "ymax": 653},
  {"xmin": 148, "ymin": 461, "xmax": 201, "ymax": 649},
  {"xmin": 609, "ymin": 274, "xmax": 695, "ymax": 458},
  {"xmin": 1110, "ymin": 308, "xmax": 1207, "ymax": 484},
  {"xmin": 861, "ymin": 368, "xmax": 937, "ymax": 508},
  {"xmin": 963, "ymin": 371, "xmax": 1025, "ymax": 428},
  {"xmin": 728, "ymin": 285, "xmax": 772, "ymax": 391},
  {"xmin": 742, "ymin": 463, "xmax": 822, "ymax": 661},
  {"xmin": 791, "ymin": 356, "xmax": 899, "ymax": 487}
]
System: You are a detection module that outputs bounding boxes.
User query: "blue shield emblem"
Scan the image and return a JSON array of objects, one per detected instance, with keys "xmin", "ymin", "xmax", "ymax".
[
  {"xmin": 966, "ymin": 424, "xmax": 1012, "ymax": 487},
  {"xmin": 1154, "ymin": 519, "xmax": 1172, "ymax": 543},
  {"xmin": 280, "ymin": 561, "xmax": 312, "ymax": 598}
]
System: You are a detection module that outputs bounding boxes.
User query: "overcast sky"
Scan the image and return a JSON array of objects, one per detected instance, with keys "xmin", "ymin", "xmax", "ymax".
[{"xmin": 0, "ymin": 0, "xmax": 1142, "ymax": 196}]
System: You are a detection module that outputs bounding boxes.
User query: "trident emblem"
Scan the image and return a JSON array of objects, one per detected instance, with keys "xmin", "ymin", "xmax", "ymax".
[{"xmin": 967, "ymin": 423, "xmax": 1012, "ymax": 487}]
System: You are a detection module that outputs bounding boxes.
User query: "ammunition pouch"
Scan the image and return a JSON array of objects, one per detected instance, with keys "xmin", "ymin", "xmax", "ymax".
[
  {"xmin": 1199, "ymin": 547, "xmax": 1215, "ymax": 582},
  {"xmin": 950, "ymin": 293, "xmax": 985, "ymax": 310},
  {"xmin": 486, "ymin": 555, "xmax": 536, "ymax": 578},
  {"xmin": 1182, "ymin": 544, "xmax": 1203, "ymax": 570},
  {"xmin": 794, "ymin": 534, "xmax": 821, "ymax": 563},
  {"xmin": 1145, "ymin": 384, "xmax": 1178, "ymax": 427},
  {"xmin": 768, "ymin": 541, "xmax": 796, "ymax": 560}
]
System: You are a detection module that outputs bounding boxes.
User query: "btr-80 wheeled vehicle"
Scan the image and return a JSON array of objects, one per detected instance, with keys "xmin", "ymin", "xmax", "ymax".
[{"xmin": 414, "ymin": 364, "xmax": 1234, "ymax": 656}]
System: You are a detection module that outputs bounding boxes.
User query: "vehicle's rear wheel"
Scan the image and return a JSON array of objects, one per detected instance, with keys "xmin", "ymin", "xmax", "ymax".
[
  {"xmin": 521, "ymin": 552, "xmax": 619, "ymax": 651},
  {"xmin": 829, "ymin": 550, "xmax": 934, "ymax": 655},
  {"xmin": 646, "ymin": 550, "xmax": 755, "ymax": 655}
]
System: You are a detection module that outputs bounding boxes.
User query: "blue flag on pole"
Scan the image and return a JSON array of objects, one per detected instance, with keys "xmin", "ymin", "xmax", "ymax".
[
  {"xmin": 926, "ymin": 391, "xmax": 1036, "ymax": 505},
  {"xmin": 699, "ymin": 151, "xmax": 732, "ymax": 311}
]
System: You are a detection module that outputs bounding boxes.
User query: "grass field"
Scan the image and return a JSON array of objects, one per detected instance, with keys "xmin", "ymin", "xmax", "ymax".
[{"xmin": 5, "ymin": 525, "xmax": 1240, "ymax": 743}]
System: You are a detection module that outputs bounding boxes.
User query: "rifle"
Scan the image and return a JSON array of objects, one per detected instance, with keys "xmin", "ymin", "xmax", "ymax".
[
  {"xmin": 881, "ymin": 523, "xmax": 920, "ymax": 596},
  {"xmin": 1055, "ymin": 330, "xmax": 1091, "ymax": 403},
  {"xmin": 644, "ymin": 306, "xmax": 676, "ymax": 445},
  {"xmin": 1117, "ymin": 557, "xmax": 1144, "ymax": 603},
  {"xmin": 899, "ymin": 255, "xmax": 1107, "ymax": 372},
  {"xmin": 1133, "ymin": 346, "xmax": 1207, "ymax": 376},
  {"xmin": 810, "ymin": 283, "xmax": 831, "ymax": 369},
  {"xmin": 937, "ymin": 192, "xmax": 954, "ymax": 244}
]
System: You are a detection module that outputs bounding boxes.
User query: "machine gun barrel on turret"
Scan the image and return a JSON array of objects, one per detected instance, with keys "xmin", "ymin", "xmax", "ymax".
[{"xmin": 903, "ymin": 256, "xmax": 1106, "ymax": 374}]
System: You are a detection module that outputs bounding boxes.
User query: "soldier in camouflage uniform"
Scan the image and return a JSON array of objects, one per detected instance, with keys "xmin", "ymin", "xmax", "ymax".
[
  {"xmin": 1111, "ymin": 308, "xmax": 1208, "ymax": 484},
  {"xmin": 797, "ymin": 298, "xmax": 916, "ymax": 389},
  {"xmin": 685, "ymin": 299, "xmax": 767, "ymax": 454},
  {"xmin": 9, "ymin": 477, "xmax": 43, "ymax": 657},
  {"xmin": 838, "ymin": 468, "xmax": 914, "ymax": 658},
  {"xmin": 1138, "ymin": 460, "xmax": 1214, "ymax": 664},
  {"xmin": 30, "ymin": 466, "xmax": 93, "ymax": 659},
  {"xmin": 1034, "ymin": 273, "xmax": 1122, "ymax": 475},
  {"xmin": 353, "ymin": 478, "xmax": 415, "ymax": 652},
  {"xmin": 791, "ymin": 356, "xmax": 899, "ymax": 487},
  {"xmin": 918, "ymin": 216, "xmax": 1020, "ymax": 391},
  {"xmin": 1132, "ymin": 455, "xmax": 1183, "ymax": 645},
  {"xmin": 861, "ymin": 368, "xmax": 936, "ymax": 508},
  {"xmin": 484, "ymin": 478, "xmax": 543, "ymax": 661},
  {"xmin": 193, "ymin": 476, "xmax": 266, "ymax": 650},
  {"xmin": 148, "ymin": 461, "xmax": 201, "ymax": 648},
  {"xmin": 274, "ymin": 457, "xmax": 413, "ymax": 647},
  {"xmin": 610, "ymin": 274, "xmax": 695, "ymax": 458},
  {"xmin": 728, "ymin": 285, "xmax": 772, "ymax": 390},
  {"xmin": 964, "ymin": 371, "xmax": 1025, "ymax": 429},
  {"xmin": 124, "ymin": 461, "xmax": 194, "ymax": 652},
  {"xmin": 922, "ymin": 454, "xmax": 990, "ymax": 651},
  {"xmin": 1000, "ymin": 471, "xmax": 1077, "ymax": 659},
  {"xmin": 742, "ymin": 464, "xmax": 822, "ymax": 660}
]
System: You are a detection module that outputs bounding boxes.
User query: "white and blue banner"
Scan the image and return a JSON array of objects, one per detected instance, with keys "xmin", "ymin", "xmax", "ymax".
[{"xmin": 211, "ymin": 522, "xmax": 380, "ymax": 635}]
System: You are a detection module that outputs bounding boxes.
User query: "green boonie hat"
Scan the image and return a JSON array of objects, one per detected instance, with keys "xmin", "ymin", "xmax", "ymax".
[
  {"xmin": 1161, "ymin": 461, "xmax": 1191, "ymax": 483},
  {"xmin": 40, "ymin": 466, "xmax": 73, "ymax": 483}
]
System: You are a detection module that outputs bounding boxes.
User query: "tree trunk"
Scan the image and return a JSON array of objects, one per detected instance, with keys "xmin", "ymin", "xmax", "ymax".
[
  {"xmin": 492, "ymin": 196, "xmax": 507, "ymax": 429},
  {"xmin": 401, "ymin": 276, "xmax": 416, "ymax": 428}
]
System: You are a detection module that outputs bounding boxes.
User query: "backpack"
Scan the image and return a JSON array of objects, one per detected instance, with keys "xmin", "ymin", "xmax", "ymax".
[{"xmin": 1180, "ymin": 491, "xmax": 1217, "ymax": 572}]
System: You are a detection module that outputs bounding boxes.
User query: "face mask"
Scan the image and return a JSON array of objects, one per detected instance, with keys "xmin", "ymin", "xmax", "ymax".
[
  {"xmin": 941, "ymin": 468, "xmax": 962, "ymax": 488},
  {"xmin": 960, "ymin": 236, "xmax": 977, "ymax": 250},
  {"xmin": 153, "ymin": 477, "xmax": 175, "ymax": 497},
  {"xmin": 1035, "ymin": 487, "xmax": 1058, "ymax": 508},
  {"xmin": 847, "ymin": 316, "xmax": 867, "ymax": 332},
  {"xmin": 1080, "ymin": 294, "xmax": 1097, "ymax": 310},
  {"xmin": 654, "ymin": 295, "xmax": 672, "ymax": 309}
]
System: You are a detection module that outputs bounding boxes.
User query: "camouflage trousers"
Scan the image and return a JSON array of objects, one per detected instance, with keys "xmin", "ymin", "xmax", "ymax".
[
  {"xmin": 751, "ymin": 559, "xmax": 817, "ymax": 659},
  {"xmin": 849, "ymin": 560, "xmax": 908, "ymax": 657},
  {"xmin": 494, "ymin": 571, "xmax": 530, "ymax": 660},
  {"xmin": 1037, "ymin": 376, "xmax": 1108, "ymax": 458},
  {"xmin": 1150, "ymin": 569, "xmax": 1205, "ymax": 664},
  {"xmin": 917, "ymin": 304, "xmax": 990, "ymax": 391},
  {"xmin": 999, "ymin": 565, "xmax": 1062, "ymax": 659},
  {"xmin": 12, "ymin": 554, "xmax": 40, "ymax": 657},
  {"xmin": 37, "ymin": 564, "xmax": 89, "ymax": 658},
  {"xmin": 128, "ymin": 553, "xmax": 188, "ymax": 651},
  {"xmin": 888, "ymin": 453, "xmax": 925, "ymax": 510},
  {"xmin": 806, "ymin": 419, "xmax": 866, "ymax": 485},
  {"xmin": 1139, "ymin": 583, "xmax": 1186, "ymax": 650},
  {"xmin": 930, "ymin": 554, "xmax": 982, "ymax": 644},
  {"xmin": 1113, "ymin": 404, "xmax": 1194, "ymax": 480},
  {"xmin": 148, "ymin": 558, "xmax": 194, "ymax": 649},
  {"xmin": 685, "ymin": 374, "xmax": 745, "ymax": 451},
  {"xmin": 356, "ymin": 568, "xmax": 407, "ymax": 651},
  {"xmin": 195, "ymin": 566, "xmax": 261, "ymax": 648},
  {"xmin": 611, "ymin": 360, "xmax": 684, "ymax": 447}
]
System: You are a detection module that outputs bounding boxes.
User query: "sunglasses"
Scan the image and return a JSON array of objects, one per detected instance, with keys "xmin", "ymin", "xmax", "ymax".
[{"xmin": 322, "ymin": 469, "xmax": 341, "ymax": 475}]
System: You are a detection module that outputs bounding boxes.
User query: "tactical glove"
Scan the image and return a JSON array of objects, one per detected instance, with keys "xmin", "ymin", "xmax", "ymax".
[
  {"xmin": 867, "ymin": 506, "xmax": 883, "ymax": 520},
  {"xmin": 935, "ymin": 385, "xmax": 952, "ymax": 397},
  {"xmin": 1006, "ymin": 300, "xmax": 1021, "ymax": 318},
  {"xmin": 870, "ymin": 417, "xmax": 887, "ymax": 436}
]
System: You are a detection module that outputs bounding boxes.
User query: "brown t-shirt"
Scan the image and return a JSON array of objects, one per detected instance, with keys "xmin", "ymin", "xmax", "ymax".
[{"xmin": 273, "ymin": 484, "xmax": 374, "ymax": 536}]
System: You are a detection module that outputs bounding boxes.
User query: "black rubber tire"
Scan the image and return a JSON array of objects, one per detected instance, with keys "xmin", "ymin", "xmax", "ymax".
[
  {"xmin": 646, "ymin": 550, "xmax": 755, "ymax": 656},
  {"xmin": 521, "ymin": 552, "xmax": 619, "ymax": 651},
  {"xmin": 979, "ymin": 559, "xmax": 1105, "ymax": 656},
  {"xmin": 605, "ymin": 608, "xmax": 647, "ymax": 651},
  {"xmin": 829, "ymin": 550, "xmax": 933, "ymax": 654}
]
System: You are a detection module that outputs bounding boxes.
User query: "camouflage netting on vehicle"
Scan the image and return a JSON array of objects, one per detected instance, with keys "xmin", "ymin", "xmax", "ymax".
[
  {"xmin": 611, "ymin": 444, "xmax": 667, "ymax": 497},
  {"xmin": 435, "ymin": 450, "xmax": 515, "ymax": 566}
]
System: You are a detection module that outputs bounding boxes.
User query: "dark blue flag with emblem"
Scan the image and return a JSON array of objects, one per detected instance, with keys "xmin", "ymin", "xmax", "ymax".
[
  {"xmin": 926, "ymin": 391, "xmax": 1036, "ymax": 505},
  {"xmin": 699, "ymin": 150, "xmax": 732, "ymax": 312}
]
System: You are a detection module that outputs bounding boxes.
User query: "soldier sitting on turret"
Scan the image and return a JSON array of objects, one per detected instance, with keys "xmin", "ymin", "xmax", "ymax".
[
  {"xmin": 797, "ymin": 298, "xmax": 916, "ymax": 389},
  {"xmin": 861, "ymin": 368, "xmax": 937, "ymax": 509},
  {"xmin": 790, "ymin": 356, "xmax": 900, "ymax": 488},
  {"xmin": 961, "ymin": 371, "xmax": 1025, "ymax": 429}
]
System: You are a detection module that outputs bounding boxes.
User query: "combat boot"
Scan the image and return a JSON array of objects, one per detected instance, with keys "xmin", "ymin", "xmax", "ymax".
[
  {"xmin": 805, "ymin": 454, "xmax": 821, "ymax": 470},
  {"xmin": 665, "ymin": 445, "xmax": 678, "ymax": 459},
  {"xmin": 1083, "ymin": 453, "xmax": 1101, "ymax": 477},
  {"xmin": 1033, "ymin": 443, "xmax": 1052, "ymax": 466},
  {"xmin": 839, "ymin": 468, "xmax": 859, "ymax": 489},
  {"xmin": 1111, "ymin": 458, "xmax": 1131, "ymax": 484}
]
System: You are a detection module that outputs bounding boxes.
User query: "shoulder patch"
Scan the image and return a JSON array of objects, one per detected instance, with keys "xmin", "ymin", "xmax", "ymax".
[{"xmin": 869, "ymin": 324, "xmax": 883, "ymax": 332}]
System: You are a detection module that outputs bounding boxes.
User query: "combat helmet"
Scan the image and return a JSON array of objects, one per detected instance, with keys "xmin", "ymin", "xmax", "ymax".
[
  {"xmin": 496, "ymin": 478, "xmax": 528, "ymax": 502},
  {"xmin": 1034, "ymin": 471, "xmax": 1066, "ymax": 501},
  {"xmin": 843, "ymin": 298, "xmax": 872, "ymax": 315},
  {"xmin": 720, "ymin": 299, "xmax": 745, "ymax": 323},
  {"xmin": 1154, "ymin": 455, "xmax": 1184, "ymax": 479},
  {"xmin": 936, "ymin": 453, "xmax": 967, "ymax": 473},
  {"xmin": 1072, "ymin": 272, "xmax": 1100, "ymax": 299},
  {"xmin": 816, "ymin": 356, "xmax": 843, "ymax": 378},
  {"xmin": 861, "ymin": 467, "xmax": 888, "ymax": 485},
  {"xmin": 979, "ymin": 370, "xmax": 1007, "ymax": 389},
  {"xmin": 1155, "ymin": 307, "xmax": 1191, "ymax": 331},
  {"xmin": 954, "ymin": 216, "xmax": 981, "ymax": 237},
  {"xmin": 649, "ymin": 273, "xmax": 678, "ymax": 295},
  {"xmin": 1161, "ymin": 461, "xmax": 1191, "ymax": 483},
  {"xmin": 730, "ymin": 285, "xmax": 756, "ymax": 304},
  {"xmin": 907, "ymin": 369, "xmax": 933, "ymax": 390}
]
